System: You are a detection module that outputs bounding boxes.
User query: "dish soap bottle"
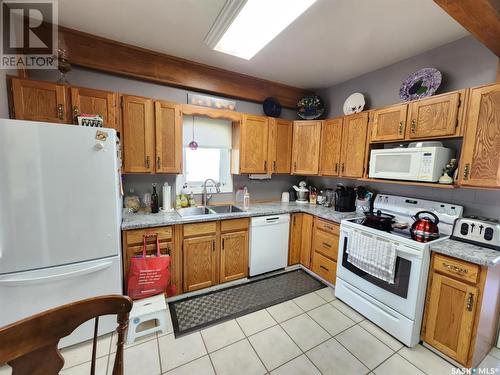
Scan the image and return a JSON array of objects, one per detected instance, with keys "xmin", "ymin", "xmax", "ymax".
[
  {"xmin": 151, "ymin": 183, "xmax": 159, "ymax": 213},
  {"xmin": 243, "ymin": 187, "xmax": 250, "ymax": 210}
]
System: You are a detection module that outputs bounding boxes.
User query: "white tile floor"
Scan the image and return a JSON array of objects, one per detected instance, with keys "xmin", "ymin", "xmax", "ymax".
[{"xmin": 1, "ymin": 287, "xmax": 499, "ymax": 375}]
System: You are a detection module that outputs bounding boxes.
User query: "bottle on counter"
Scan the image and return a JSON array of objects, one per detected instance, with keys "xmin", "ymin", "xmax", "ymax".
[
  {"xmin": 189, "ymin": 192, "xmax": 196, "ymax": 207},
  {"xmin": 243, "ymin": 187, "xmax": 250, "ymax": 210},
  {"xmin": 151, "ymin": 183, "xmax": 159, "ymax": 213},
  {"xmin": 175, "ymin": 194, "xmax": 182, "ymax": 209}
]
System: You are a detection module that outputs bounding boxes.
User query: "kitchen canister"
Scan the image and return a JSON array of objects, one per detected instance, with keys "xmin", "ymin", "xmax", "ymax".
[{"xmin": 281, "ymin": 192, "xmax": 290, "ymax": 203}]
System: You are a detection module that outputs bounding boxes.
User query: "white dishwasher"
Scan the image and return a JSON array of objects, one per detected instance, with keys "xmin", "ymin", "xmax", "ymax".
[{"xmin": 249, "ymin": 214, "xmax": 290, "ymax": 276}]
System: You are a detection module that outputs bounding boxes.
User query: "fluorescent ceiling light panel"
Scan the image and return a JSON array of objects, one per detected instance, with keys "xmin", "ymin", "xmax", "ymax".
[{"xmin": 206, "ymin": 0, "xmax": 316, "ymax": 60}]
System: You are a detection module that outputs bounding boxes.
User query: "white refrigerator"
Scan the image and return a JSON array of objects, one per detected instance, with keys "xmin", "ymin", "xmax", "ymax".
[{"xmin": 0, "ymin": 119, "xmax": 123, "ymax": 347}]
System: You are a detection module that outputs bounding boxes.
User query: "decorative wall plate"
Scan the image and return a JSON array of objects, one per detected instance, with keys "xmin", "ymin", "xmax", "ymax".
[
  {"xmin": 399, "ymin": 68, "xmax": 442, "ymax": 101},
  {"xmin": 296, "ymin": 95, "xmax": 325, "ymax": 120},
  {"xmin": 343, "ymin": 93, "xmax": 365, "ymax": 115},
  {"xmin": 263, "ymin": 97, "xmax": 282, "ymax": 117}
]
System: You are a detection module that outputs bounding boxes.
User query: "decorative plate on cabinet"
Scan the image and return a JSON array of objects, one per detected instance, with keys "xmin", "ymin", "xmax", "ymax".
[
  {"xmin": 343, "ymin": 93, "xmax": 365, "ymax": 115},
  {"xmin": 399, "ymin": 68, "xmax": 442, "ymax": 101},
  {"xmin": 263, "ymin": 97, "xmax": 282, "ymax": 117},
  {"xmin": 296, "ymin": 95, "xmax": 325, "ymax": 120}
]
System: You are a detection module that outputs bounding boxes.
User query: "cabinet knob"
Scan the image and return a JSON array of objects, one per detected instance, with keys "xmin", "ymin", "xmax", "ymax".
[
  {"xmin": 341, "ymin": 163, "xmax": 345, "ymax": 173},
  {"xmin": 73, "ymin": 106, "xmax": 80, "ymax": 121},
  {"xmin": 145, "ymin": 156, "xmax": 150, "ymax": 168},
  {"xmin": 273, "ymin": 160, "xmax": 276, "ymax": 172},
  {"xmin": 157, "ymin": 156, "xmax": 161, "ymax": 169},
  {"xmin": 335, "ymin": 163, "xmax": 338, "ymax": 173},
  {"xmin": 463, "ymin": 163, "xmax": 470, "ymax": 180},
  {"xmin": 222, "ymin": 238, "xmax": 225, "ymax": 250},
  {"xmin": 57, "ymin": 104, "xmax": 64, "ymax": 120},
  {"xmin": 410, "ymin": 119, "xmax": 416, "ymax": 133},
  {"xmin": 399, "ymin": 121, "xmax": 404, "ymax": 135},
  {"xmin": 466, "ymin": 292, "xmax": 474, "ymax": 311},
  {"xmin": 212, "ymin": 240, "xmax": 216, "ymax": 252},
  {"xmin": 264, "ymin": 160, "xmax": 267, "ymax": 172}
]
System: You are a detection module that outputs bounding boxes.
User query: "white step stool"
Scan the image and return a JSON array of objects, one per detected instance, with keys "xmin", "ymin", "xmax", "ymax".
[{"xmin": 126, "ymin": 294, "xmax": 168, "ymax": 345}]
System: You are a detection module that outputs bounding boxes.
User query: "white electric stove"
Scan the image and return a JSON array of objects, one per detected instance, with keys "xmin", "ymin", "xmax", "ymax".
[{"xmin": 335, "ymin": 194, "xmax": 463, "ymax": 347}]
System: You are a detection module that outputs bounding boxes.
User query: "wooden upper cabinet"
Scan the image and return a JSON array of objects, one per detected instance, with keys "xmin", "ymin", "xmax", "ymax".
[
  {"xmin": 11, "ymin": 77, "xmax": 68, "ymax": 123},
  {"xmin": 122, "ymin": 95, "xmax": 155, "ymax": 173},
  {"xmin": 70, "ymin": 87, "xmax": 117, "ymax": 130},
  {"xmin": 423, "ymin": 273, "xmax": 477, "ymax": 365},
  {"xmin": 239, "ymin": 114, "xmax": 269, "ymax": 174},
  {"xmin": 459, "ymin": 83, "xmax": 500, "ymax": 188},
  {"xmin": 407, "ymin": 92, "xmax": 461, "ymax": 139},
  {"xmin": 340, "ymin": 112, "xmax": 369, "ymax": 178},
  {"xmin": 320, "ymin": 118, "xmax": 343, "ymax": 176},
  {"xmin": 370, "ymin": 103, "xmax": 407, "ymax": 142},
  {"xmin": 155, "ymin": 101, "xmax": 182, "ymax": 174},
  {"xmin": 291, "ymin": 120, "xmax": 322, "ymax": 175},
  {"xmin": 220, "ymin": 231, "xmax": 248, "ymax": 283},
  {"xmin": 183, "ymin": 234, "xmax": 217, "ymax": 292},
  {"xmin": 268, "ymin": 118, "xmax": 292, "ymax": 174}
]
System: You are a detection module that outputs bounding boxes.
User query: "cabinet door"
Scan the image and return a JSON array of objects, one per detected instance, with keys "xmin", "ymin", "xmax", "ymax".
[
  {"xmin": 340, "ymin": 112, "xmax": 368, "ymax": 178},
  {"xmin": 155, "ymin": 101, "xmax": 182, "ymax": 174},
  {"xmin": 288, "ymin": 214, "xmax": 303, "ymax": 265},
  {"xmin": 423, "ymin": 273, "xmax": 477, "ymax": 365},
  {"xmin": 370, "ymin": 104, "xmax": 407, "ymax": 142},
  {"xmin": 291, "ymin": 121, "xmax": 322, "ymax": 175},
  {"xmin": 299, "ymin": 214, "xmax": 314, "ymax": 268},
  {"xmin": 459, "ymin": 83, "xmax": 500, "ymax": 188},
  {"xmin": 407, "ymin": 92, "xmax": 460, "ymax": 139},
  {"xmin": 70, "ymin": 87, "xmax": 117, "ymax": 130},
  {"xmin": 183, "ymin": 235, "xmax": 217, "ymax": 292},
  {"xmin": 220, "ymin": 231, "xmax": 248, "ymax": 283},
  {"xmin": 11, "ymin": 78, "xmax": 68, "ymax": 123},
  {"xmin": 319, "ymin": 118, "xmax": 343, "ymax": 176},
  {"xmin": 240, "ymin": 114, "xmax": 269, "ymax": 173},
  {"xmin": 122, "ymin": 95, "xmax": 155, "ymax": 173},
  {"xmin": 268, "ymin": 118, "xmax": 292, "ymax": 174}
]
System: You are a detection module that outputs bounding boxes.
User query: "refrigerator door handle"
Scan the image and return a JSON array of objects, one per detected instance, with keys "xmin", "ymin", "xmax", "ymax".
[{"xmin": 0, "ymin": 261, "xmax": 113, "ymax": 286}]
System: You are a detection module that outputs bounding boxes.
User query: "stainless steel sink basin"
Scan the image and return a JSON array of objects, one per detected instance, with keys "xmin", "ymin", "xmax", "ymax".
[
  {"xmin": 207, "ymin": 205, "xmax": 244, "ymax": 214},
  {"xmin": 176, "ymin": 207, "xmax": 213, "ymax": 217}
]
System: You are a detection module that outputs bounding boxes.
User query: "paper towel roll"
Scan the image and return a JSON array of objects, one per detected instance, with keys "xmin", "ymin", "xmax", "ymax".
[{"xmin": 162, "ymin": 182, "xmax": 172, "ymax": 211}]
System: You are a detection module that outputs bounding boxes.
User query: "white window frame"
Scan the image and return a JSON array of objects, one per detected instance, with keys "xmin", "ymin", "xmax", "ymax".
[{"xmin": 176, "ymin": 147, "xmax": 233, "ymax": 195}]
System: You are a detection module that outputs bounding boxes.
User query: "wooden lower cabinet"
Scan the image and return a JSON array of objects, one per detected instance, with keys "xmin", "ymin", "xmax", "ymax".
[
  {"xmin": 299, "ymin": 214, "xmax": 314, "ymax": 268},
  {"xmin": 288, "ymin": 214, "xmax": 303, "ymax": 265},
  {"xmin": 183, "ymin": 235, "xmax": 217, "ymax": 292},
  {"xmin": 122, "ymin": 226, "xmax": 181, "ymax": 296},
  {"xmin": 182, "ymin": 218, "xmax": 249, "ymax": 292},
  {"xmin": 310, "ymin": 218, "xmax": 339, "ymax": 284},
  {"xmin": 220, "ymin": 231, "xmax": 249, "ymax": 283},
  {"xmin": 422, "ymin": 253, "xmax": 500, "ymax": 367}
]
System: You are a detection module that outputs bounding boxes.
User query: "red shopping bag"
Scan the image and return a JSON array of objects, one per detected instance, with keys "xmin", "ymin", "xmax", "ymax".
[{"xmin": 127, "ymin": 232, "xmax": 175, "ymax": 300}]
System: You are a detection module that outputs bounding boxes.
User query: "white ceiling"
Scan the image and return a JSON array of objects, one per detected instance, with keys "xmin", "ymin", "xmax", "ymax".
[{"xmin": 57, "ymin": 0, "xmax": 468, "ymax": 89}]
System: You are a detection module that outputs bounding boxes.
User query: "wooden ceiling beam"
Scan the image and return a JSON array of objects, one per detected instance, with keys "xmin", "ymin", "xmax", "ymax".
[
  {"xmin": 54, "ymin": 25, "xmax": 310, "ymax": 109},
  {"xmin": 433, "ymin": 0, "xmax": 500, "ymax": 56}
]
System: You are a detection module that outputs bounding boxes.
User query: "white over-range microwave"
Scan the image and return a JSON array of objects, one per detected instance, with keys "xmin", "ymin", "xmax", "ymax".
[{"xmin": 369, "ymin": 144, "xmax": 453, "ymax": 182}]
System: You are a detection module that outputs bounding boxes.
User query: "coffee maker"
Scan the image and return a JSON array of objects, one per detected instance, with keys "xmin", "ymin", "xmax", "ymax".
[{"xmin": 334, "ymin": 184, "xmax": 356, "ymax": 212}]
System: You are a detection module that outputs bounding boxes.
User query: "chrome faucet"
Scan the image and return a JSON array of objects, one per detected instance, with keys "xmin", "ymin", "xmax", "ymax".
[{"xmin": 202, "ymin": 179, "xmax": 221, "ymax": 206}]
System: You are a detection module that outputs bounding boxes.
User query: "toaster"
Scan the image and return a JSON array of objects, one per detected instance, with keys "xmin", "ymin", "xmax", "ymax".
[{"xmin": 450, "ymin": 217, "xmax": 500, "ymax": 251}]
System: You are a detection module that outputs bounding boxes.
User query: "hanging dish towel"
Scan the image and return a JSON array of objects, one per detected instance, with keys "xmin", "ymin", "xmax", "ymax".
[{"xmin": 346, "ymin": 231, "xmax": 397, "ymax": 284}]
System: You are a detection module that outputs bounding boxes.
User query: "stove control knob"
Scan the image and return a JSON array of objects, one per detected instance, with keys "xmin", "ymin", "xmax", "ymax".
[
  {"xmin": 484, "ymin": 227, "xmax": 494, "ymax": 241},
  {"xmin": 460, "ymin": 223, "xmax": 469, "ymax": 235}
]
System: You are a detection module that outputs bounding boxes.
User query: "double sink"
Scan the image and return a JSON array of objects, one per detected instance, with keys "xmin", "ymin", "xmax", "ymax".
[{"xmin": 177, "ymin": 205, "xmax": 243, "ymax": 218}]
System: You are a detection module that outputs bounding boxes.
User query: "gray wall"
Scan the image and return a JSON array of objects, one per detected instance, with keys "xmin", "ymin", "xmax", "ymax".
[{"xmin": 317, "ymin": 36, "xmax": 499, "ymax": 117}]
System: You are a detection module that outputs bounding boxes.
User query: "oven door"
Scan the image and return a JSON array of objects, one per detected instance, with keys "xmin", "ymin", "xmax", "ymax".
[
  {"xmin": 369, "ymin": 149, "xmax": 424, "ymax": 181},
  {"xmin": 336, "ymin": 227, "xmax": 429, "ymax": 320}
]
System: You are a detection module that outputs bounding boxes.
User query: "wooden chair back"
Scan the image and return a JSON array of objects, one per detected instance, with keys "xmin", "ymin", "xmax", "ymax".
[{"xmin": 0, "ymin": 295, "xmax": 133, "ymax": 375}]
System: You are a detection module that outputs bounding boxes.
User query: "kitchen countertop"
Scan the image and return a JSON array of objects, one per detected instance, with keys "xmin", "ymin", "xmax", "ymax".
[
  {"xmin": 121, "ymin": 201, "xmax": 361, "ymax": 230},
  {"xmin": 430, "ymin": 239, "xmax": 500, "ymax": 267}
]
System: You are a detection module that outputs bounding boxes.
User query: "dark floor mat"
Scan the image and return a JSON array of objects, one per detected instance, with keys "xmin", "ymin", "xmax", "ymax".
[{"xmin": 169, "ymin": 269, "xmax": 325, "ymax": 337}]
